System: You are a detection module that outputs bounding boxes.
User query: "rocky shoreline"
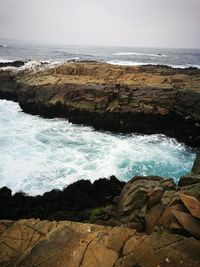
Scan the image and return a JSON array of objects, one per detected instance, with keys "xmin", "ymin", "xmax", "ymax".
[
  {"xmin": 0, "ymin": 156, "xmax": 200, "ymax": 234},
  {"xmin": 0, "ymin": 61, "xmax": 200, "ymax": 266},
  {"xmin": 0, "ymin": 156, "xmax": 200, "ymax": 266},
  {"xmin": 0, "ymin": 61, "xmax": 200, "ymax": 147}
]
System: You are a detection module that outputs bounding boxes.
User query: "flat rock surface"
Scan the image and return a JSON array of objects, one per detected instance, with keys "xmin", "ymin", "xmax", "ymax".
[
  {"xmin": 0, "ymin": 219, "xmax": 200, "ymax": 267},
  {"xmin": 1, "ymin": 62, "xmax": 200, "ymax": 146}
]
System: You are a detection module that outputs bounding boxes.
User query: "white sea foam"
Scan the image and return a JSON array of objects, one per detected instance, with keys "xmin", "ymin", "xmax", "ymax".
[
  {"xmin": 107, "ymin": 60, "xmax": 158, "ymax": 66},
  {"xmin": 0, "ymin": 60, "xmax": 61, "ymax": 72},
  {"xmin": 0, "ymin": 100, "xmax": 195, "ymax": 195},
  {"xmin": 107, "ymin": 60, "xmax": 200, "ymax": 69},
  {"xmin": 0, "ymin": 57, "xmax": 12, "ymax": 63}
]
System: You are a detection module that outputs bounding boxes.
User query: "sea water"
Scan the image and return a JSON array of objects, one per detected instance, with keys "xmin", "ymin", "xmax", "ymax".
[
  {"xmin": 0, "ymin": 40, "xmax": 200, "ymax": 68},
  {"xmin": 0, "ymin": 100, "xmax": 196, "ymax": 195}
]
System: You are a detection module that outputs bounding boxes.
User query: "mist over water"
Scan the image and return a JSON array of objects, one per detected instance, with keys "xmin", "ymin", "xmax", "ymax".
[{"xmin": 0, "ymin": 100, "xmax": 196, "ymax": 195}]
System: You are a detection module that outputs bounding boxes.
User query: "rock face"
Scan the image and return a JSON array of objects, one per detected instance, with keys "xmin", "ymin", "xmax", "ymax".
[
  {"xmin": 96, "ymin": 176, "xmax": 200, "ymax": 237},
  {"xmin": 1, "ymin": 62, "xmax": 200, "ymax": 146},
  {"xmin": 0, "ymin": 71, "xmax": 17, "ymax": 100},
  {"xmin": 0, "ymin": 219, "xmax": 200, "ymax": 267}
]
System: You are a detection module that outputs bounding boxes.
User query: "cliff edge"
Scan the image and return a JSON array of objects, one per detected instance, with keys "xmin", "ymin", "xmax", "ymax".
[{"xmin": 0, "ymin": 62, "xmax": 200, "ymax": 146}]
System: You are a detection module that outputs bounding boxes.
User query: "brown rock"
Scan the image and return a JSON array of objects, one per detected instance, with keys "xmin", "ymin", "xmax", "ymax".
[
  {"xmin": 173, "ymin": 210, "xmax": 200, "ymax": 239},
  {"xmin": 178, "ymin": 173, "xmax": 200, "ymax": 187},
  {"xmin": 119, "ymin": 176, "xmax": 163, "ymax": 216},
  {"xmin": 192, "ymin": 154, "xmax": 200, "ymax": 174},
  {"xmin": 147, "ymin": 189, "xmax": 164, "ymax": 209},
  {"xmin": 145, "ymin": 204, "xmax": 162, "ymax": 234},
  {"xmin": 161, "ymin": 204, "xmax": 186, "ymax": 229},
  {"xmin": 161, "ymin": 190, "xmax": 180, "ymax": 206},
  {"xmin": 1, "ymin": 219, "xmax": 200, "ymax": 267},
  {"xmin": 180, "ymin": 194, "xmax": 200, "ymax": 219}
]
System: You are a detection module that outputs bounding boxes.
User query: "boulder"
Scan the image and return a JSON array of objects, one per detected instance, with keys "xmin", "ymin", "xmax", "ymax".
[
  {"xmin": 192, "ymin": 154, "xmax": 200, "ymax": 174},
  {"xmin": 180, "ymin": 194, "xmax": 200, "ymax": 219},
  {"xmin": 173, "ymin": 210, "xmax": 200, "ymax": 239},
  {"xmin": 118, "ymin": 176, "xmax": 163, "ymax": 221},
  {"xmin": 178, "ymin": 173, "xmax": 200, "ymax": 187}
]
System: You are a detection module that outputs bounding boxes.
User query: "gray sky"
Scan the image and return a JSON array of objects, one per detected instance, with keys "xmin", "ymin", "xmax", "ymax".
[{"xmin": 0, "ymin": 0, "xmax": 200, "ymax": 48}]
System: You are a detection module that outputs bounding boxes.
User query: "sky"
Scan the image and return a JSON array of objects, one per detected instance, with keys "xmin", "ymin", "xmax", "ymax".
[{"xmin": 0, "ymin": 0, "xmax": 200, "ymax": 48}]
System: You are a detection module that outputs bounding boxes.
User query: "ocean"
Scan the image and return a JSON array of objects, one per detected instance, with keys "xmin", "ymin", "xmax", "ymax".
[
  {"xmin": 0, "ymin": 40, "xmax": 200, "ymax": 68},
  {"xmin": 0, "ymin": 40, "xmax": 198, "ymax": 195}
]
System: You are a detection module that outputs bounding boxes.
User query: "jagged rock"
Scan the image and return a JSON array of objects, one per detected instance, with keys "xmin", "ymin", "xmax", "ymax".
[
  {"xmin": 173, "ymin": 211, "xmax": 200, "ymax": 239},
  {"xmin": 192, "ymin": 154, "xmax": 200, "ymax": 174},
  {"xmin": 179, "ymin": 182, "xmax": 200, "ymax": 202},
  {"xmin": 160, "ymin": 204, "xmax": 186, "ymax": 229},
  {"xmin": 179, "ymin": 173, "xmax": 200, "ymax": 187},
  {"xmin": 0, "ymin": 219, "xmax": 200, "ymax": 267},
  {"xmin": 161, "ymin": 190, "xmax": 180, "ymax": 206},
  {"xmin": 180, "ymin": 194, "xmax": 200, "ymax": 219},
  {"xmin": 118, "ymin": 176, "xmax": 163, "ymax": 218},
  {"xmin": 0, "ymin": 187, "xmax": 12, "ymax": 198}
]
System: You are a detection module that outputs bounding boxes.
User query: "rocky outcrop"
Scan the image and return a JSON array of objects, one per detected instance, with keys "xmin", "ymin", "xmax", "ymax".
[
  {"xmin": 93, "ymin": 156, "xmax": 200, "ymax": 239},
  {"xmin": 0, "ymin": 60, "xmax": 25, "ymax": 68},
  {"xmin": 1, "ymin": 156, "xmax": 200, "ymax": 241},
  {"xmin": 0, "ymin": 219, "xmax": 200, "ymax": 267},
  {"xmin": 0, "ymin": 62, "xmax": 200, "ymax": 146},
  {"xmin": 0, "ymin": 71, "xmax": 17, "ymax": 100}
]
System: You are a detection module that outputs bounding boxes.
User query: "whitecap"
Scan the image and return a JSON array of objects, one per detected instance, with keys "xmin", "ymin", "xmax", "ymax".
[{"xmin": 107, "ymin": 60, "xmax": 200, "ymax": 69}]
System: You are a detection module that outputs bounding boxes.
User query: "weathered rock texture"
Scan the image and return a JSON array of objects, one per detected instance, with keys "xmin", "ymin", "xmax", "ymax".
[
  {"xmin": 1, "ymin": 156, "xmax": 200, "ymax": 240},
  {"xmin": 0, "ymin": 219, "xmax": 200, "ymax": 267},
  {"xmin": 88, "ymin": 156, "xmax": 200, "ymax": 238},
  {"xmin": 1, "ymin": 62, "xmax": 200, "ymax": 146}
]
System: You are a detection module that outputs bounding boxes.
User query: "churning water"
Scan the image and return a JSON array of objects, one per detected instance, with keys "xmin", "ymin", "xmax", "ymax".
[{"xmin": 0, "ymin": 99, "xmax": 196, "ymax": 195}]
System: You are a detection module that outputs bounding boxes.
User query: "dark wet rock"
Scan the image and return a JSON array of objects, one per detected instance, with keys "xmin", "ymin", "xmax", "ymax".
[
  {"xmin": 0, "ymin": 62, "xmax": 200, "ymax": 146},
  {"xmin": 0, "ymin": 187, "xmax": 12, "ymax": 198},
  {"xmin": 0, "ymin": 176, "xmax": 125, "ymax": 221},
  {"xmin": 0, "ymin": 60, "xmax": 25, "ymax": 68},
  {"xmin": 192, "ymin": 154, "xmax": 200, "ymax": 174},
  {"xmin": 0, "ymin": 71, "xmax": 17, "ymax": 100},
  {"xmin": 179, "ymin": 173, "xmax": 200, "ymax": 187}
]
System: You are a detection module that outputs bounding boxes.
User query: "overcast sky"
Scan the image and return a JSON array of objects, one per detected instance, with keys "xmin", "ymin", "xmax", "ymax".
[{"xmin": 0, "ymin": 0, "xmax": 200, "ymax": 48}]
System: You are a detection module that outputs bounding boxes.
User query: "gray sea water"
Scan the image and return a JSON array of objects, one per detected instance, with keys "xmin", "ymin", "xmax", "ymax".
[
  {"xmin": 0, "ymin": 100, "xmax": 196, "ymax": 195},
  {"xmin": 0, "ymin": 40, "xmax": 200, "ymax": 68}
]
